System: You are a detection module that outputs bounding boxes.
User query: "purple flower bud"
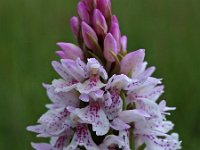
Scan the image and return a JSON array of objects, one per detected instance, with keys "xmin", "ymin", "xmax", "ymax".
[
  {"xmin": 81, "ymin": 21, "xmax": 98, "ymax": 50},
  {"xmin": 56, "ymin": 42, "xmax": 84, "ymax": 60},
  {"xmin": 120, "ymin": 49, "xmax": 145, "ymax": 75},
  {"xmin": 70, "ymin": 16, "xmax": 80, "ymax": 39},
  {"xmin": 112, "ymin": 15, "xmax": 119, "ymax": 24},
  {"xmin": 56, "ymin": 51, "xmax": 66, "ymax": 59},
  {"xmin": 121, "ymin": 35, "xmax": 127, "ymax": 53},
  {"xmin": 110, "ymin": 17, "xmax": 121, "ymax": 52},
  {"xmin": 82, "ymin": 0, "xmax": 97, "ymax": 12},
  {"xmin": 104, "ymin": 33, "xmax": 117, "ymax": 62},
  {"xmin": 77, "ymin": 1, "xmax": 90, "ymax": 24},
  {"xmin": 93, "ymin": 9, "xmax": 108, "ymax": 36},
  {"xmin": 97, "ymin": 0, "xmax": 111, "ymax": 20}
]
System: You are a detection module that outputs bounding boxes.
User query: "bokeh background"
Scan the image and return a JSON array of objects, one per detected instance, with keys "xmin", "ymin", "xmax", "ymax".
[{"xmin": 0, "ymin": 0, "xmax": 200, "ymax": 149}]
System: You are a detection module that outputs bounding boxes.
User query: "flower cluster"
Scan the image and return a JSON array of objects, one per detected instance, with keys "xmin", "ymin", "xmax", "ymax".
[{"xmin": 27, "ymin": 0, "xmax": 181, "ymax": 150}]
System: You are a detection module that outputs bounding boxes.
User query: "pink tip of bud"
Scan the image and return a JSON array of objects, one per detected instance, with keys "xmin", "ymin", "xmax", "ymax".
[
  {"xmin": 70, "ymin": 16, "xmax": 80, "ymax": 39},
  {"xmin": 77, "ymin": 1, "xmax": 90, "ymax": 24},
  {"xmin": 110, "ymin": 22, "xmax": 121, "ymax": 52},
  {"xmin": 120, "ymin": 49, "xmax": 145, "ymax": 75},
  {"xmin": 56, "ymin": 51, "xmax": 67, "ymax": 59},
  {"xmin": 56, "ymin": 42, "xmax": 84, "ymax": 60},
  {"xmin": 121, "ymin": 35, "xmax": 127, "ymax": 53},
  {"xmin": 112, "ymin": 15, "xmax": 119, "ymax": 24}
]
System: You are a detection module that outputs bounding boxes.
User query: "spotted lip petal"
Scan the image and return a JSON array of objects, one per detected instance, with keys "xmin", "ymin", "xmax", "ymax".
[
  {"xmin": 135, "ymin": 133, "xmax": 181, "ymax": 150},
  {"xmin": 104, "ymin": 90, "xmax": 123, "ymax": 120},
  {"xmin": 76, "ymin": 75, "xmax": 106, "ymax": 95},
  {"xmin": 50, "ymin": 131, "xmax": 74, "ymax": 150},
  {"xmin": 126, "ymin": 85, "xmax": 164, "ymax": 104},
  {"xmin": 27, "ymin": 108, "xmax": 71, "ymax": 137},
  {"xmin": 125, "ymin": 77, "xmax": 162, "ymax": 92},
  {"xmin": 65, "ymin": 124, "xmax": 100, "ymax": 150},
  {"xmin": 74, "ymin": 102, "xmax": 109, "ymax": 136}
]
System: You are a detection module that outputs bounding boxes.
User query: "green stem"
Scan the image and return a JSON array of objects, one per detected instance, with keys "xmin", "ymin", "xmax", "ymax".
[
  {"xmin": 120, "ymin": 90, "xmax": 126, "ymax": 110},
  {"xmin": 129, "ymin": 125, "xmax": 135, "ymax": 150}
]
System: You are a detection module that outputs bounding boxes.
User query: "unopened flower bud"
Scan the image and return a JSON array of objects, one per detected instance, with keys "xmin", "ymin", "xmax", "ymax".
[
  {"xmin": 110, "ymin": 16, "xmax": 121, "ymax": 52},
  {"xmin": 104, "ymin": 33, "xmax": 117, "ymax": 62},
  {"xmin": 120, "ymin": 49, "xmax": 145, "ymax": 75},
  {"xmin": 93, "ymin": 9, "xmax": 108, "ymax": 36},
  {"xmin": 97, "ymin": 0, "xmax": 112, "ymax": 21},
  {"xmin": 70, "ymin": 16, "xmax": 80, "ymax": 39},
  {"xmin": 77, "ymin": 1, "xmax": 90, "ymax": 24},
  {"xmin": 82, "ymin": 0, "xmax": 97, "ymax": 12},
  {"xmin": 121, "ymin": 35, "xmax": 127, "ymax": 53},
  {"xmin": 81, "ymin": 21, "xmax": 98, "ymax": 50},
  {"xmin": 56, "ymin": 42, "xmax": 84, "ymax": 60}
]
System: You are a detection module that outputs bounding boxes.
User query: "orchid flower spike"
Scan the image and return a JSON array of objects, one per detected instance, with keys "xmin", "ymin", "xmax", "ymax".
[{"xmin": 27, "ymin": 0, "xmax": 181, "ymax": 150}]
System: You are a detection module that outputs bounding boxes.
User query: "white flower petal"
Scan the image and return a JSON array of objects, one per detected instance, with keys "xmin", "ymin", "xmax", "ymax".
[
  {"xmin": 135, "ymin": 98, "xmax": 162, "ymax": 119},
  {"xmin": 104, "ymin": 90, "xmax": 123, "ymax": 120},
  {"xmin": 52, "ymin": 79, "xmax": 78, "ymax": 93},
  {"xmin": 119, "ymin": 109, "xmax": 150, "ymax": 123},
  {"xmin": 106, "ymin": 74, "xmax": 131, "ymax": 90},
  {"xmin": 43, "ymin": 83, "xmax": 79, "ymax": 108},
  {"xmin": 61, "ymin": 59, "xmax": 85, "ymax": 82},
  {"xmin": 104, "ymin": 91, "xmax": 112, "ymax": 107},
  {"xmin": 110, "ymin": 118, "xmax": 130, "ymax": 130},
  {"xmin": 76, "ymin": 58, "xmax": 89, "ymax": 78},
  {"xmin": 50, "ymin": 130, "xmax": 74, "ymax": 150},
  {"xmin": 37, "ymin": 108, "xmax": 71, "ymax": 136},
  {"xmin": 31, "ymin": 143, "xmax": 52, "ymax": 150},
  {"xmin": 119, "ymin": 130, "xmax": 130, "ymax": 150},
  {"xmin": 87, "ymin": 58, "xmax": 108, "ymax": 80},
  {"xmin": 79, "ymin": 93, "xmax": 90, "ymax": 102},
  {"xmin": 52, "ymin": 61, "xmax": 74, "ymax": 81},
  {"xmin": 125, "ymin": 77, "xmax": 161, "ymax": 91}
]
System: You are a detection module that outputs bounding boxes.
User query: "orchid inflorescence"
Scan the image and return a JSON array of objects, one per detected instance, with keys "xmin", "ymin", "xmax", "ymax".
[{"xmin": 27, "ymin": 0, "xmax": 181, "ymax": 150}]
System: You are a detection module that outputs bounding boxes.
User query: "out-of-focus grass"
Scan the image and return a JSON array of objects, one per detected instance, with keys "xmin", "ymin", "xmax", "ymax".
[{"xmin": 0, "ymin": 0, "xmax": 199, "ymax": 149}]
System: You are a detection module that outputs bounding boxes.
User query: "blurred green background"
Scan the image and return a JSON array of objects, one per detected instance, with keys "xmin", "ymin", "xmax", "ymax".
[{"xmin": 0, "ymin": 0, "xmax": 200, "ymax": 149}]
